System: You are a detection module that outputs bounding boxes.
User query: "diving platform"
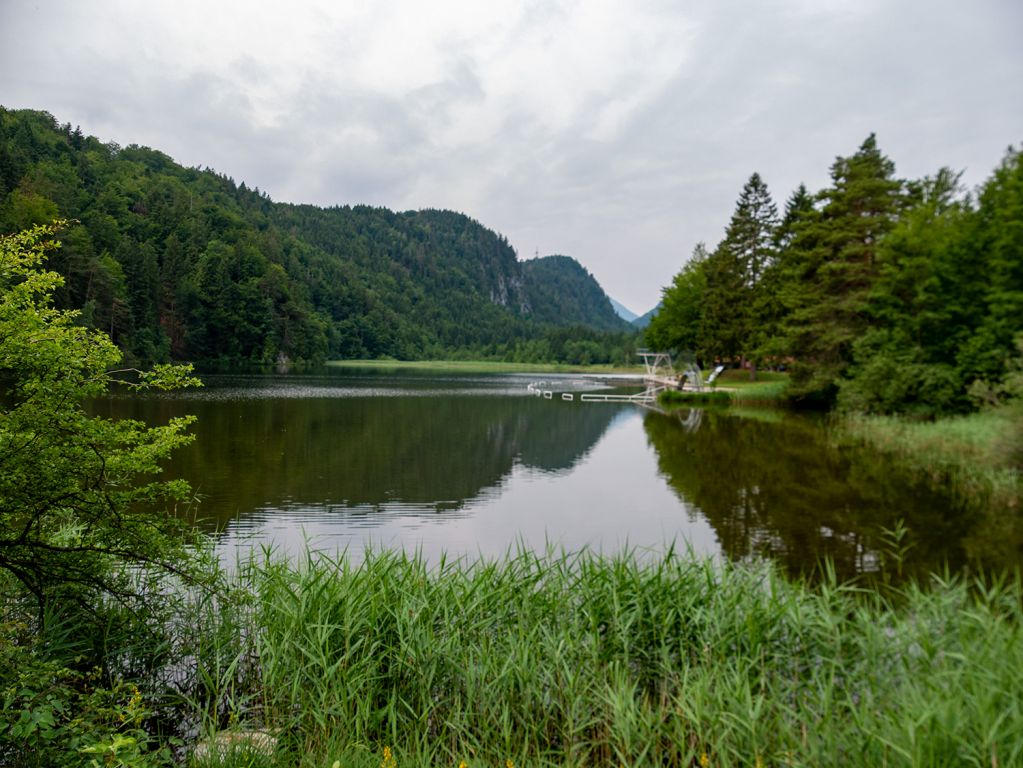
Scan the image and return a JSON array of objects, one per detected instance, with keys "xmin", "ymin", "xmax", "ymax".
[
  {"xmin": 638, "ymin": 350, "xmax": 704, "ymax": 392},
  {"xmin": 525, "ymin": 353, "xmax": 725, "ymax": 406}
]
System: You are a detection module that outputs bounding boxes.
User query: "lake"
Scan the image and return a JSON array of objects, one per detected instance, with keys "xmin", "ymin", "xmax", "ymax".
[{"xmin": 96, "ymin": 367, "xmax": 1019, "ymax": 581}]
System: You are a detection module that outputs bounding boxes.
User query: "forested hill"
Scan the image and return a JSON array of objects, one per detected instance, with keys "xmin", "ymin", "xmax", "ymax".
[
  {"xmin": 0, "ymin": 107, "xmax": 634, "ymax": 364},
  {"xmin": 521, "ymin": 255, "xmax": 630, "ymax": 332}
]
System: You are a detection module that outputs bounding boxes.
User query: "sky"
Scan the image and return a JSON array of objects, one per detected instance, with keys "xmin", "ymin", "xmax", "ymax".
[{"xmin": 2, "ymin": 1, "xmax": 1021, "ymax": 313}]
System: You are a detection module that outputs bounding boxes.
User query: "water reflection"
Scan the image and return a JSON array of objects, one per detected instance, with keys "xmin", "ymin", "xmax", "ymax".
[
  {"xmin": 644, "ymin": 407, "xmax": 1020, "ymax": 581},
  {"xmin": 97, "ymin": 375, "xmax": 625, "ymax": 527},
  {"xmin": 95, "ymin": 371, "xmax": 1021, "ymax": 578}
]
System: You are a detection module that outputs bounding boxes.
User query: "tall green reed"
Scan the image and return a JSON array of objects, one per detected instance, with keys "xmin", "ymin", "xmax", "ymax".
[{"xmin": 185, "ymin": 547, "xmax": 1023, "ymax": 767}]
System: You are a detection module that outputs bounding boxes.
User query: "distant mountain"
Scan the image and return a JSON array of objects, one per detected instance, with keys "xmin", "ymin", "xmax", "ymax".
[
  {"xmin": 632, "ymin": 303, "xmax": 660, "ymax": 329},
  {"xmin": 609, "ymin": 297, "xmax": 638, "ymax": 323},
  {"xmin": 0, "ymin": 107, "xmax": 635, "ymax": 364},
  {"xmin": 521, "ymin": 256, "xmax": 632, "ymax": 332}
]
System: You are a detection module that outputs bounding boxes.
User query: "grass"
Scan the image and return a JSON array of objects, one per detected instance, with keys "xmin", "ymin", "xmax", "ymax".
[
  {"xmin": 839, "ymin": 407, "xmax": 1022, "ymax": 511},
  {"xmin": 655, "ymin": 370, "xmax": 1021, "ymax": 510},
  {"xmin": 326, "ymin": 359, "xmax": 645, "ymax": 375},
  {"xmin": 179, "ymin": 547, "xmax": 1023, "ymax": 768},
  {"xmin": 659, "ymin": 369, "xmax": 790, "ymax": 407}
]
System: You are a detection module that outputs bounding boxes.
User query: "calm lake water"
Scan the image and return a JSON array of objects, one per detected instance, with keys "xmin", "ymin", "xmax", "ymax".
[{"xmin": 96, "ymin": 367, "xmax": 1020, "ymax": 581}]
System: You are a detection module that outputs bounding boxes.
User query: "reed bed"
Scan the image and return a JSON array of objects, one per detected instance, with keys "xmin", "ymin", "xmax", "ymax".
[
  {"xmin": 839, "ymin": 410, "xmax": 1022, "ymax": 511},
  {"xmin": 188, "ymin": 548, "xmax": 1023, "ymax": 768}
]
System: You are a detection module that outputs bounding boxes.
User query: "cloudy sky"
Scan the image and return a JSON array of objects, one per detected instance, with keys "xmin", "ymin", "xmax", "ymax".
[{"xmin": 2, "ymin": 1, "xmax": 1021, "ymax": 312}]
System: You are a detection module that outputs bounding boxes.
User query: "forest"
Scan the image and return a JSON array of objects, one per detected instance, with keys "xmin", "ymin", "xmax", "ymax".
[
  {"xmin": 646, "ymin": 135, "xmax": 1023, "ymax": 416},
  {"xmin": 3, "ymin": 106, "xmax": 1020, "ymax": 406},
  {"xmin": 0, "ymin": 108, "xmax": 635, "ymax": 367}
]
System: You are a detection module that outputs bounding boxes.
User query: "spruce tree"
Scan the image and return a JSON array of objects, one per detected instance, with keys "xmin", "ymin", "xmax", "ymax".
[
  {"xmin": 756, "ymin": 183, "xmax": 817, "ymax": 363},
  {"xmin": 780, "ymin": 134, "xmax": 903, "ymax": 403},
  {"xmin": 701, "ymin": 173, "xmax": 778, "ymax": 369}
]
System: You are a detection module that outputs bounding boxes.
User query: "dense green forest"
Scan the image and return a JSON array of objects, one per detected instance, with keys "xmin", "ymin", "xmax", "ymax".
[
  {"xmin": 0, "ymin": 107, "xmax": 636, "ymax": 366},
  {"xmin": 520, "ymin": 255, "xmax": 630, "ymax": 332},
  {"xmin": 646, "ymin": 135, "xmax": 1023, "ymax": 415}
]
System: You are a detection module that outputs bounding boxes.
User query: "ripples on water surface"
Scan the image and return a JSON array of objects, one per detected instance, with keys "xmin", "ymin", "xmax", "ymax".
[{"xmin": 96, "ymin": 367, "xmax": 1020, "ymax": 581}]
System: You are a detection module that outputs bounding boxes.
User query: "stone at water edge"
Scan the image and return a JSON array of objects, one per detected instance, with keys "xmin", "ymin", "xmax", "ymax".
[{"xmin": 192, "ymin": 729, "xmax": 277, "ymax": 761}]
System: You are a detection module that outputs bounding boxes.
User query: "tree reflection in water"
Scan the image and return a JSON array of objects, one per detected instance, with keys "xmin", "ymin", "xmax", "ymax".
[{"xmin": 643, "ymin": 407, "xmax": 1021, "ymax": 583}]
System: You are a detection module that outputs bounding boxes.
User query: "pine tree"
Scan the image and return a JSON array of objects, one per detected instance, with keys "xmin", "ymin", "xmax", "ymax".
[
  {"xmin": 701, "ymin": 173, "xmax": 779, "ymax": 369},
  {"xmin": 779, "ymin": 134, "xmax": 903, "ymax": 403},
  {"xmin": 721, "ymin": 172, "xmax": 778, "ymax": 288}
]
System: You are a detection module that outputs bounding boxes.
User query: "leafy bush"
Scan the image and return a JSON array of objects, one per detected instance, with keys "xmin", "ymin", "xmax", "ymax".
[{"xmin": 0, "ymin": 612, "xmax": 174, "ymax": 768}]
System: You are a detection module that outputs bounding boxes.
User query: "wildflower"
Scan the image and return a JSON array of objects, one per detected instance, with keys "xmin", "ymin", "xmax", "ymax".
[
  {"xmin": 458, "ymin": 762, "xmax": 467, "ymax": 768},
  {"xmin": 506, "ymin": 760, "xmax": 514, "ymax": 768},
  {"xmin": 381, "ymin": 746, "xmax": 397, "ymax": 768},
  {"xmin": 699, "ymin": 752, "xmax": 710, "ymax": 768}
]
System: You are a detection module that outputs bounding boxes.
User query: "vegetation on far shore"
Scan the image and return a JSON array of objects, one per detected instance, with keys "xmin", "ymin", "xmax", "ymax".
[
  {"xmin": 0, "ymin": 107, "xmax": 637, "ymax": 368},
  {"xmin": 659, "ymin": 369, "xmax": 791, "ymax": 406},
  {"xmin": 327, "ymin": 358, "xmax": 646, "ymax": 375}
]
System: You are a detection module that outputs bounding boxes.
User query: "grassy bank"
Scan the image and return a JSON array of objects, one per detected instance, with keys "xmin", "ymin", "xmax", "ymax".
[
  {"xmin": 839, "ymin": 407, "xmax": 1022, "ymax": 511},
  {"xmin": 659, "ymin": 370, "xmax": 790, "ymax": 407},
  {"xmin": 657, "ymin": 371, "xmax": 1021, "ymax": 510},
  {"xmin": 176, "ymin": 549, "xmax": 1023, "ymax": 768},
  {"xmin": 326, "ymin": 359, "xmax": 646, "ymax": 375}
]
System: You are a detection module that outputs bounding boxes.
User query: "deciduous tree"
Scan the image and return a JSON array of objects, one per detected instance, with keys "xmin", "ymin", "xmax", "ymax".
[{"xmin": 0, "ymin": 222, "xmax": 203, "ymax": 620}]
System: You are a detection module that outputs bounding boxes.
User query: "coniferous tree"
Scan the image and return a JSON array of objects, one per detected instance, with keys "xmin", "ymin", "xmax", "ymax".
[
  {"xmin": 838, "ymin": 168, "xmax": 972, "ymax": 414},
  {"xmin": 700, "ymin": 173, "xmax": 778, "ymax": 369},
  {"xmin": 779, "ymin": 134, "xmax": 903, "ymax": 404},
  {"xmin": 958, "ymin": 145, "xmax": 1023, "ymax": 383},
  {"xmin": 755, "ymin": 183, "xmax": 816, "ymax": 363},
  {"xmin": 724, "ymin": 172, "xmax": 778, "ymax": 288}
]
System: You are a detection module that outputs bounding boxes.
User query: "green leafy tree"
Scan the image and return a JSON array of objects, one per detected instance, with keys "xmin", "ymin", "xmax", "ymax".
[
  {"xmin": 645, "ymin": 242, "xmax": 709, "ymax": 358},
  {"xmin": 0, "ymin": 222, "xmax": 203, "ymax": 618}
]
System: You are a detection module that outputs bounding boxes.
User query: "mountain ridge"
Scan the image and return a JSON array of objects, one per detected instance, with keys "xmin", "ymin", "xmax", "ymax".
[
  {"xmin": 0, "ymin": 107, "xmax": 637, "ymax": 364},
  {"xmin": 609, "ymin": 297, "xmax": 638, "ymax": 322}
]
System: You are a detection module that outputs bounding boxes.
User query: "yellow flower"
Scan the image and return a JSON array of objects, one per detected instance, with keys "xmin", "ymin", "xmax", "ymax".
[
  {"xmin": 699, "ymin": 752, "xmax": 710, "ymax": 768},
  {"xmin": 506, "ymin": 760, "xmax": 515, "ymax": 768},
  {"xmin": 458, "ymin": 762, "xmax": 467, "ymax": 768},
  {"xmin": 381, "ymin": 746, "xmax": 396, "ymax": 768}
]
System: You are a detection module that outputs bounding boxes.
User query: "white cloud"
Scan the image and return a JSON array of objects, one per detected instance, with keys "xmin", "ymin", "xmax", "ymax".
[{"xmin": 1, "ymin": 0, "xmax": 1021, "ymax": 311}]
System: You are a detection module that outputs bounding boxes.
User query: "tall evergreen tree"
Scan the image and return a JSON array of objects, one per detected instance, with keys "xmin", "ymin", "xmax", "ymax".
[
  {"xmin": 755, "ymin": 183, "xmax": 817, "ymax": 362},
  {"xmin": 700, "ymin": 173, "xmax": 778, "ymax": 368},
  {"xmin": 779, "ymin": 134, "xmax": 903, "ymax": 404},
  {"xmin": 958, "ymin": 145, "xmax": 1023, "ymax": 383},
  {"xmin": 722, "ymin": 172, "xmax": 778, "ymax": 288},
  {"xmin": 838, "ymin": 169, "xmax": 973, "ymax": 414}
]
